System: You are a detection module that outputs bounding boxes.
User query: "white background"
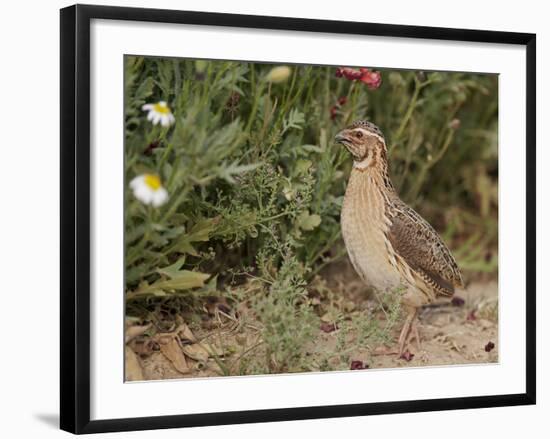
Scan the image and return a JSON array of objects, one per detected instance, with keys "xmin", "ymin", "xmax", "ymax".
[
  {"xmin": 91, "ymin": 19, "xmax": 526, "ymax": 420},
  {"xmin": 0, "ymin": 0, "xmax": 547, "ymax": 438}
]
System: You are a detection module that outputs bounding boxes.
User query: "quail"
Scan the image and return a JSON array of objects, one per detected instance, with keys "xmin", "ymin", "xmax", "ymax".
[{"xmin": 335, "ymin": 120, "xmax": 463, "ymax": 356}]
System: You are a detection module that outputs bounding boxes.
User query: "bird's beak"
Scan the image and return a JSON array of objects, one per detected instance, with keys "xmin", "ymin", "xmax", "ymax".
[{"xmin": 334, "ymin": 131, "xmax": 349, "ymax": 144}]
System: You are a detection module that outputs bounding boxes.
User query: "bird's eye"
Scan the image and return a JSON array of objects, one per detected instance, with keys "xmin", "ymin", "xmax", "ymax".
[{"xmin": 354, "ymin": 131, "xmax": 363, "ymax": 138}]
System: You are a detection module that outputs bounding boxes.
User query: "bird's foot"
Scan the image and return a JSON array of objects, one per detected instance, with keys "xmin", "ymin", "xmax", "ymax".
[
  {"xmin": 396, "ymin": 308, "xmax": 423, "ymax": 357},
  {"xmin": 372, "ymin": 309, "xmax": 424, "ymax": 359}
]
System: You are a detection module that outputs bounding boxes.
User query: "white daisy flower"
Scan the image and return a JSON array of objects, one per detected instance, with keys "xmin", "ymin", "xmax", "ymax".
[
  {"xmin": 130, "ymin": 174, "xmax": 169, "ymax": 207},
  {"xmin": 141, "ymin": 101, "xmax": 176, "ymax": 127}
]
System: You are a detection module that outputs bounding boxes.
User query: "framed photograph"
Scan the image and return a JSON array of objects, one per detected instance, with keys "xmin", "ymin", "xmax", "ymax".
[{"xmin": 60, "ymin": 4, "xmax": 536, "ymax": 434}]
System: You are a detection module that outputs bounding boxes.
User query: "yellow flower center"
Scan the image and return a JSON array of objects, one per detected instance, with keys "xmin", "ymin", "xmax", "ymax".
[
  {"xmin": 144, "ymin": 174, "xmax": 162, "ymax": 191},
  {"xmin": 153, "ymin": 102, "xmax": 171, "ymax": 115}
]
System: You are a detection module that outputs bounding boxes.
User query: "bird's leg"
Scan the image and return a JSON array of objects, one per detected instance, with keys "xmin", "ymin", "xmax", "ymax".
[
  {"xmin": 397, "ymin": 306, "xmax": 418, "ymax": 356},
  {"xmin": 371, "ymin": 309, "xmax": 420, "ymax": 357}
]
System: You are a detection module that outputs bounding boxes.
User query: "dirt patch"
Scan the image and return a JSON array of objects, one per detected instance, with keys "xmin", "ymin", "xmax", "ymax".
[
  {"xmin": 366, "ymin": 281, "xmax": 498, "ymax": 369},
  {"xmin": 126, "ymin": 273, "xmax": 498, "ymax": 381}
]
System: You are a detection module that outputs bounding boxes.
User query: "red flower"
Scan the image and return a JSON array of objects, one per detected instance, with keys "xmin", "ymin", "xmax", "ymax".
[
  {"xmin": 337, "ymin": 96, "xmax": 348, "ymax": 106},
  {"xmin": 143, "ymin": 140, "xmax": 160, "ymax": 156},
  {"xmin": 336, "ymin": 67, "xmax": 382, "ymax": 89},
  {"xmin": 335, "ymin": 67, "xmax": 363, "ymax": 81},
  {"xmin": 359, "ymin": 68, "xmax": 382, "ymax": 89},
  {"xmin": 330, "ymin": 96, "xmax": 348, "ymax": 121},
  {"xmin": 347, "ymin": 70, "xmax": 363, "ymax": 81}
]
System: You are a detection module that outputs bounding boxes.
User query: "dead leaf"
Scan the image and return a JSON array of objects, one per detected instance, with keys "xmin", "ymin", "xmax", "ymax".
[
  {"xmin": 128, "ymin": 337, "xmax": 159, "ymax": 357},
  {"xmin": 343, "ymin": 300, "xmax": 356, "ymax": 312},
  {"xmin": 155, "ymin": 333, "xmax": 176, "ymax": 345},
  {"xmin": 159, "ymin": 337, "xmax": 190, "ymax": 374},
  {"xmin": 182, "ymin": 343, "xmax": 209, "ymax": 362},
  {"xmin": 125, "ymin": 346, "xmax": 144, "ymax": 381},
  {"xmin": 202, "ymin": 343, "xmax": 227, "ymax": 358},
  {"xmin": 125, "ymin": 323, "xmax": 152, "ymax": 344},
  {"xmin": 176, "ymin": 323, "xmax": 197, "ymax": 343}
]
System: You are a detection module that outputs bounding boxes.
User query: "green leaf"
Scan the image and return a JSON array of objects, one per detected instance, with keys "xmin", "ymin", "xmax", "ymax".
[
  {"xmin": 188, "ymin": 217, "xmax": 220, "ymax": 242},
  {"xmin": 153, "ymin": 270, "xmax": 210, "ymax": 291},
  {"xmin": 176, "ymin": 239, "xmax": 199, "ymax": 256},
  {"xmin": 126, "ymin": 263, "xmax": 152, "ymax": 284},
  {"xmin": 219, "ymin": 161, "xmax": 262, "ymax": 184},
  {"xmin": 282, "ymin": 108, "xmax": 305, "ymax": 134},
  {"xmin": 301, "ymin": 144, "xmax": 324, "ymax": 153},
  {"xmin": 293, "ymin": 159, "xmax": 312, "ymax": 176},
  {"xmin": 156, "ymin": 257, "xmax": 187, "ymax": 278},
  {"xmin": 173, "ymin": 217, "xmax": 219, "ymax": 255},
  {"xmin": 127, "ymin": 267, "xmax": 210, "ymax": 299},
  {"xmin": 297, "ymin": 211, "xmax": 321, "ymax": 231},
  {"xmin": 134, "ymin": 77, "xmax": 154, "ymax": 101},
  {"xmin": 195, "ymin": 59, "xmax": 208, "ymax": 73}
]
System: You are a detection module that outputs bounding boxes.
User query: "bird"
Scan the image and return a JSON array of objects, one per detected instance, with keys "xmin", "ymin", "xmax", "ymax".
[{"xmin": 335, "ymin": 119, "xmax": 463, "ymax": 356}]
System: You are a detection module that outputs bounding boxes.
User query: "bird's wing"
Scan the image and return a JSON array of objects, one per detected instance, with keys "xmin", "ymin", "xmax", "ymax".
[{"xmin": 388, "ymin": 200, "xmax": 463, "ymax": 296}]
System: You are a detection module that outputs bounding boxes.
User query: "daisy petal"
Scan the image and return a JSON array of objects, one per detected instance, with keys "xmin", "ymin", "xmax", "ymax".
[
  {"xmin": 129, "ymin": 175, "xmax": 141, "ymax": 189},
  {"xmin": 133, "ymin": 185, "xmax": 150, "ymax": 205},
  {"xmin": 152, "ymin": 188, "xmax": 169, "ymax": 207}
]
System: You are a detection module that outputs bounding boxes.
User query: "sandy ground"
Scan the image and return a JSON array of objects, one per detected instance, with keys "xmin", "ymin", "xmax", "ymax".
[
  {"xmin": 126, "ymin": 273, "xmax": 498, "ymax": 381},
  {"xmin": 345, "ymin": 281, "xmax": 498, "ymax": 370}
]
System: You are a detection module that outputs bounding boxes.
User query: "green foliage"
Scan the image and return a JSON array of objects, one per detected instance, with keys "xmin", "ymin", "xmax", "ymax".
[
  {"xmin": 124, "ymin": 56, "xmax": 498, "ymax": 373},
  {"xmin": 252, "ymin": 252, "xmax": 318, "ymax": 373}
]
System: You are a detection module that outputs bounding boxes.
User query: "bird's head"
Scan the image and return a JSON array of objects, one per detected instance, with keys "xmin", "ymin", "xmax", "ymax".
[{"xmin": 335, "ymin": 120, "xmax": 387, "ymax": 169}]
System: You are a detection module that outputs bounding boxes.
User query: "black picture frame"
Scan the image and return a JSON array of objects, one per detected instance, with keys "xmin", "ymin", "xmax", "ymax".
[{"xmin": 60, "ymin": 4, "xmax": 536, "ymax": 434}]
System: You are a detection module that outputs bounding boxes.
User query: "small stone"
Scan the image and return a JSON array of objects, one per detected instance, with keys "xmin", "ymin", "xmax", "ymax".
[
  {"xmin": 399, "ymin": 350, "xmax": 415, "ymax": 362},
  {"xmin": 451, "ymin": 296, "xmax": 465, "ymax": 307},
  {"xmin": 320, "ymin": 322, "xmax": 338, "ymax": 333},
  {"xmin": 484, "ymin": 341, "xmax": 495, "ymax": 352},
  {"xmin": 350, "ymin": 360, "xmax": 369, "ymax": 370}
]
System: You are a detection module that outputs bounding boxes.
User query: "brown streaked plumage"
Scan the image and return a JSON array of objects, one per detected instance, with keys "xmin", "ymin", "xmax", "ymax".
[{"xmin": 335, "ymin": 120, "xmax": 463, "ymax": 356}]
